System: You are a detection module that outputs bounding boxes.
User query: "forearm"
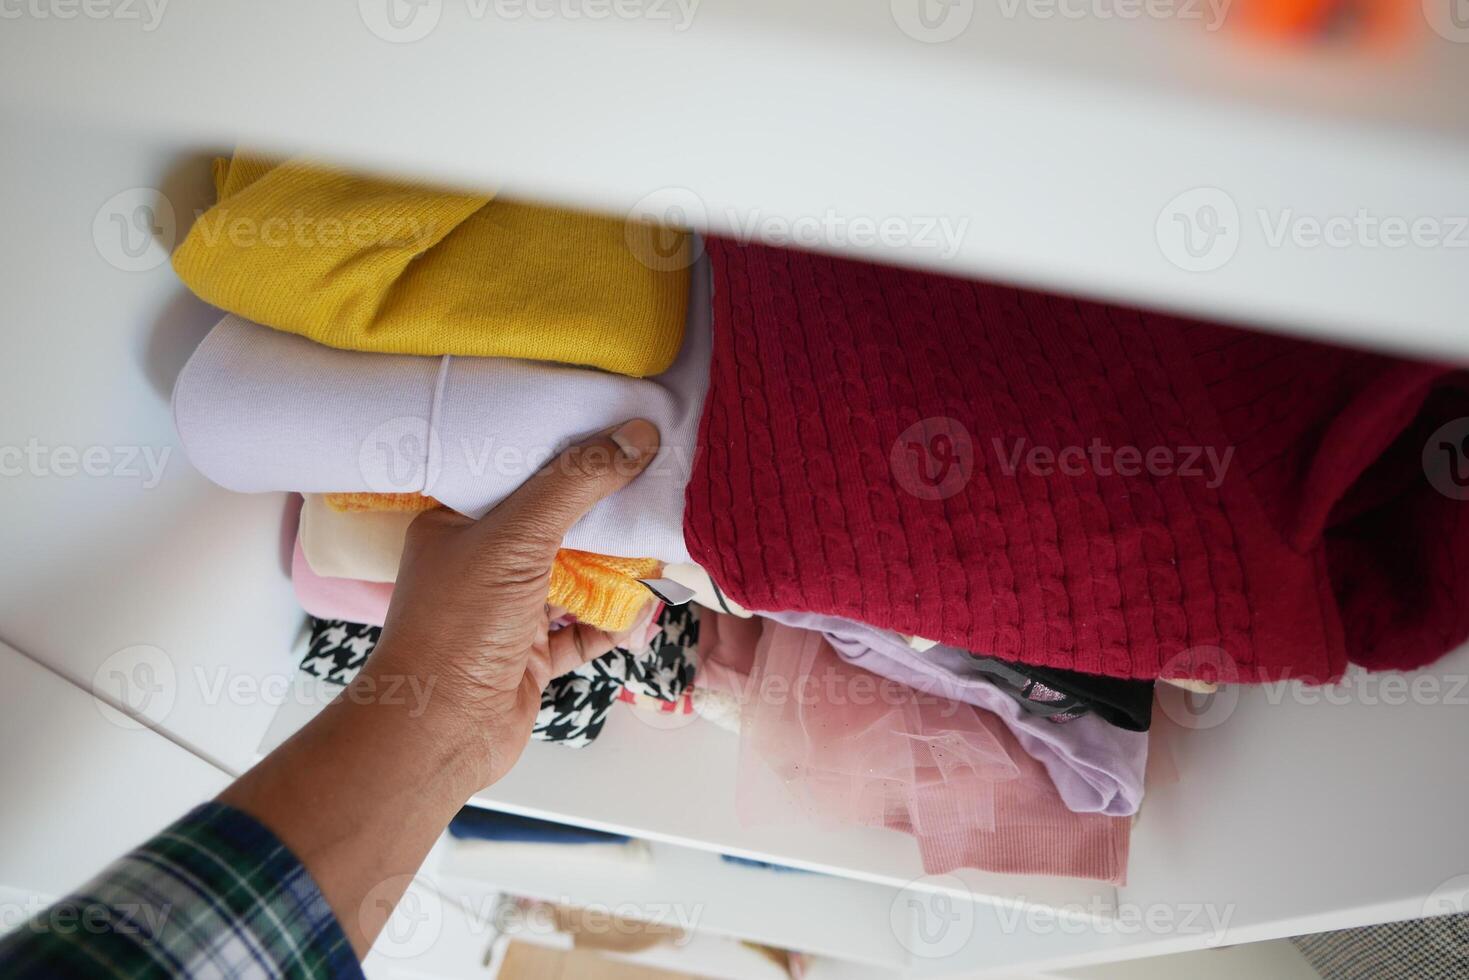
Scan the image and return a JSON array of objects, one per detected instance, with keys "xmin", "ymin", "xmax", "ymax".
[{"xmin": 217, "ymin": 642, "xmax": 495, "ymax": 957}]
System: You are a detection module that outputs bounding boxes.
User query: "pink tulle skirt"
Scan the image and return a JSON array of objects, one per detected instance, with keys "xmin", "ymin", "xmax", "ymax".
[{"xmin": 707, "ymin": 616, "xmax": 1131, "ymax": 883}]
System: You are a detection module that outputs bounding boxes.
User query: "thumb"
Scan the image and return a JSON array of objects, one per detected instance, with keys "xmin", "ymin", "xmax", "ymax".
[{"xmin": 483, "ymin": 419, "xmax": 662, "ymax": 549}]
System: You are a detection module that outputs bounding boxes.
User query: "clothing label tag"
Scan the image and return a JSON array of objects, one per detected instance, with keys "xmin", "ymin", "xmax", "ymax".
[{"xmin": 638, "ymin": 578, "xmax": 696, "ymax": 606}]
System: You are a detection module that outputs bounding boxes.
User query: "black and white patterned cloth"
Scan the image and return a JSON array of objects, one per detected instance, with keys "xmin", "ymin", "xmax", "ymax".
[
  {"xmin": 1292, "ymin": 911, "xmax": 1469, "ymax": 980},
  {"xmin": 302, "ymin": 619, "xmax": 380, "ymax": 684},
  {"xmin": 530, "ymin": 603, "xmax": 699, "ymax": 746},
  {"xmin": 304, "ymin": 603, "xmax": 700, "ymax": 748}
]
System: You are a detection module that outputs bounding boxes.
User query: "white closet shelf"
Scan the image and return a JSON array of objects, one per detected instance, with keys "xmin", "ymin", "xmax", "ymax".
[
  {"xmin": 2, "ymin": 3, "xmax": 1467, "ymax": 361},
  {"xmin": 434, "ymin": 835, "xmax": 914, "ymax": 969},
  {"xmin": 474, "ymin": 900, "xmax": 896, "ymax": 980},
  {"xmin": 465, "ymin": 709, "xmax": 1115, "ymax": 918},
  {"xmin": 261, "ymin": 678, "xmax": 1117, "ymax": 928},
  {"xmin": 259, "ymin": 633, "xmax": 1469, "ymax": 976}
]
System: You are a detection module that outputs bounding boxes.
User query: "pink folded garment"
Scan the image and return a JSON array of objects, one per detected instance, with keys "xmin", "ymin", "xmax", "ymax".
[
  {"xmin": 736, "ymin": 620, "xmax": 1131, "ymax": 883},
  {"xmin": 292, "ymin": 537, "xmax": 392, "ymax": 627}
]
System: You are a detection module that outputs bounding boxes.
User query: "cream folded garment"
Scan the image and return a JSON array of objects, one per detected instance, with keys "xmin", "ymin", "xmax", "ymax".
[
  {"xmin": 173, "ymin": 255, "xmax": 712, "ymax": 563},
  {"xmin": 299, "ymin": 494, "xmax": 412, "ymax": 583},
  {"xmin": 293, "ymin": 537, "xmax": 393, "ymax": 626}
]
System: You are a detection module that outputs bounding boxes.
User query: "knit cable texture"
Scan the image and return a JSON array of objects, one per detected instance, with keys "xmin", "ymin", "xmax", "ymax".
[{"xmin": 683, "ymin": 237, "xmax": 1469, "ymax": 682}]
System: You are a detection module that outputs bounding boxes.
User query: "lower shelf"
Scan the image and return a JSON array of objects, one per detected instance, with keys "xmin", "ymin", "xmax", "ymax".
[{"xmin": 433, "ymin": 834, "xmax": 911, "ymax": 971}]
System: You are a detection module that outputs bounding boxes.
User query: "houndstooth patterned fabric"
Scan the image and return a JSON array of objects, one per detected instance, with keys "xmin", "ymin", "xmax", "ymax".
[
  {"xmin": 1292, "ymin": 911, "xmax": 1469, "ymax": 979},
  {"xmin": 530, "ymin": 603, "xmax": 700, "ymax": 746},
  {"xmin": 304, "ymin": 604, "xmax": 699, "ymax": 748},
  {"xmin": 302, "ymin": 619, "xmax": 380, "ymax": 684}
]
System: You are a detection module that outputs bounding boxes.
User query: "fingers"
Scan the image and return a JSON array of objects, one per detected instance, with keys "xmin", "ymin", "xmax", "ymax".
[
  {"xmin": 484, "ymin": 419, "xmax": 661, "ymax": 549},
  {"xmin": 397, "ymin": 504, "xmax": 474, "ymax": 567},
  {"xmin": 545, "ymin": 622, "xmax": 620, "ymax": 678}
]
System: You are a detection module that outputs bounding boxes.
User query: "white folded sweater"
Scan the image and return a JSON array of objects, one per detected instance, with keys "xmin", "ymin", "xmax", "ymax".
[{"xmin": 173, "ymin": 256, "xmax": 711, "ymax": 562}]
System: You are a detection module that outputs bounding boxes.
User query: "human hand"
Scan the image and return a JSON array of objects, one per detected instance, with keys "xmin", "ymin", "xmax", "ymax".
[{"xmin": 365, "ymin": 419, "xmax": 662, "ymax": 787}]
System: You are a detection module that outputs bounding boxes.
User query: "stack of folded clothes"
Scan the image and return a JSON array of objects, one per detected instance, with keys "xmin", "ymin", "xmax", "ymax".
[
  {"xmin": 172, "ymin": 159, "xmax": 1469, "ymax": 885},
  {"xmin": 172, "ymin": 153, "xmax": 707, "ymax": 746}
]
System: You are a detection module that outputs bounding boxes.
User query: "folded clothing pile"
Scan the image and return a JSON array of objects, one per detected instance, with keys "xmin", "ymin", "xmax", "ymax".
[
  {"xmin": 173, "ymin": 152, "xmax": 709, "ymax": 566},
  {"xmin": 172, "ymin": 152, "xmax": 708, "ymax": 746},
  {"xmin": 172, "ymin": 161, "xmax": 1469, "ymax": 887}
]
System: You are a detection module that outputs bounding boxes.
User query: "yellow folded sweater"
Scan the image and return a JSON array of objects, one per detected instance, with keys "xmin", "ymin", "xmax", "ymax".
[{"xmin": 172, "ymin": 154, "xmax": 690, "ymax": 377}]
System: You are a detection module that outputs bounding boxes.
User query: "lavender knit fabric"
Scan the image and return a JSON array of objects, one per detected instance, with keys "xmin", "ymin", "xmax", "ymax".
[
  {"xmin": 172, "ymin": 255, "xmax": 711, "ymax": 563},
  {"xmin": 761, "ymin": 609, "xmax": 1148, "ymax": 817}
]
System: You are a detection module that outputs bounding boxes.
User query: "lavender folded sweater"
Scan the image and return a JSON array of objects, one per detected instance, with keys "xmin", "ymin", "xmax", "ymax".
[{"xmin": 172, "ymin": 257, "xmax": 711, "ymax": 563}]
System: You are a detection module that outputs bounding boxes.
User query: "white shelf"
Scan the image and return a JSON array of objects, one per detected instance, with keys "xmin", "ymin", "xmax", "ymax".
[
  {"xmin": 0, "ymin": 641, "xmax": 231, "ymax": 898},
  {"xmin": 261, "ymin": 685, "xmax": 1117, "ymax": 933},
  {"xmin": 467, "ymin": 705, "xmax": 1115, "ymax": 917},
  {"xmin": 479, "ymin": 903, "xmax": 896, "ymax": 980},
  {"xmin": 435, "ymin": 835, "xmax": 913, "ymax": 969},
  {"xmin": 2, "ymin": 4, "xmax": 1467, "ymax": 361}
]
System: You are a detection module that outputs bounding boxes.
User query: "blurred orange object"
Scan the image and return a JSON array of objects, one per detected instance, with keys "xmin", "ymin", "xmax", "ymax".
[
  {"xmin": 1233, "ymin": 0, "xmax": 1417, "ymax": 47},
  {"xmin": 1235, "ymin": 0, "xmax": 1334, "ymax": 37}
]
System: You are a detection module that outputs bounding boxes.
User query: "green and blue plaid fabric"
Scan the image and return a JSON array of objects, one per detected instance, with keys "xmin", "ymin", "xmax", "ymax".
[{"xmin": 0, "ymin": 803, "xmax": 361, "ymax": 979}]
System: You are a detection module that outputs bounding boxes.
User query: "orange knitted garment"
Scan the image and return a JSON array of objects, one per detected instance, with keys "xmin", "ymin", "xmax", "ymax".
[
  {"xmin": 321, "ymin": 493, "xmax": 659, "ymax": 630},
  {"xmin": 549, "ymin": 551, "xmax": 663, "ymax": 632},
  {"xmin": 324, "ymin": 493, "xmax": 441, "ymax": 514}
]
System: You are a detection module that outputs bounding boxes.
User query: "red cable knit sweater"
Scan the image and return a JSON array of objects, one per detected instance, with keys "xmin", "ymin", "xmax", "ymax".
[{"xmin": 683, "ymin": 237, "xmax": 1469, "ymax": 682}]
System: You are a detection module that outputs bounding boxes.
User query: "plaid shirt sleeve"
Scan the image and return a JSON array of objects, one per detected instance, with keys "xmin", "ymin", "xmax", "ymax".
[{"xmin": 0, "ymin": 802, "xmax": 363, "ymax": 979}]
